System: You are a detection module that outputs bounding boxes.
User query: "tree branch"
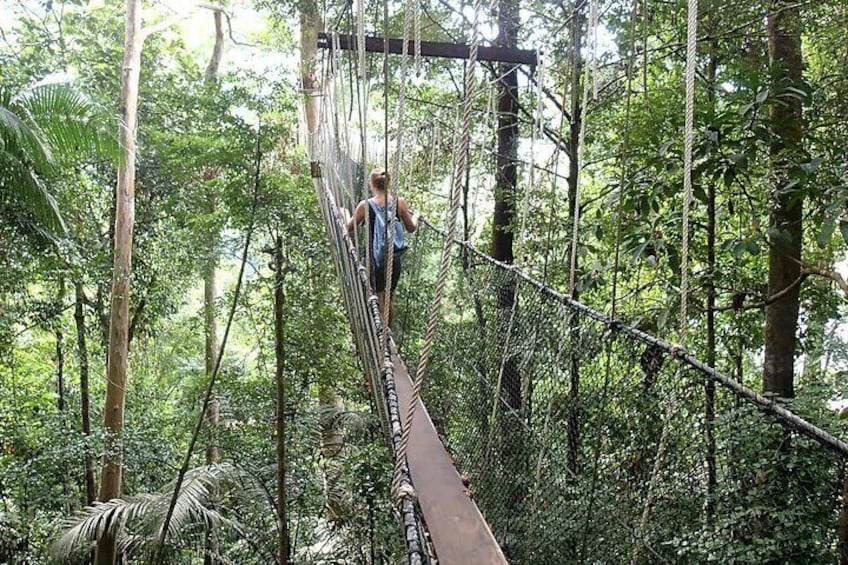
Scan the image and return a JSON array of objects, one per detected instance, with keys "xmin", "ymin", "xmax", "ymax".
[
  {"xmin": 803, "ymin": 266, "xmax": 848, "ymax": 298},
  {"xmin": 715, "ymin": 273, "xmax": 808, "ymax": 312}
]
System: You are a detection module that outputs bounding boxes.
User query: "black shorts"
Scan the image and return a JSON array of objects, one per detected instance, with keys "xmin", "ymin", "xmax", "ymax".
[{"xmin": 372, "ymin": 256, "xmax": 402, "ymax": 293}]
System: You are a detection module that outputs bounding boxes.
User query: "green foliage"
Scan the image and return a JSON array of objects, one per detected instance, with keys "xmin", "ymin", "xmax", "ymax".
[{"xmin": 0, "ymin": 82, "xmax": 115, "ymax": 242}]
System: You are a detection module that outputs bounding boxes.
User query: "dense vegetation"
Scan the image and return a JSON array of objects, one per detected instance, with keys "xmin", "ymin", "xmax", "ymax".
[{"xmin": 1, "ymin": 0, "xmax": 847, "ymax": 563}]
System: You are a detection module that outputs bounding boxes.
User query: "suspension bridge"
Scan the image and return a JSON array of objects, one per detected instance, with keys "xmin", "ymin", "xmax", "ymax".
[{"xmin": 304, "ymin": 2, "xmax": 848, "ymax": 563}]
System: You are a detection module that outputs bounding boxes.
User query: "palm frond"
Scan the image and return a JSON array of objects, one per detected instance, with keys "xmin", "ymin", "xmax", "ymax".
[
  {"xmin": 50, "ymin": 495, "xmax": 159, "ymax": 562},
  {"xmin": 15, "ymin": 83, "xmax": 119, "ymax": 163},
  {"xmin": 0, "ymin": 103, "xmax": 55, "ymax": 172},
  {"xmin": 318, "ymin": 404, "xmax": 377, "ymax": 442},
  {"xmin": 0, "ymin": 151, "xmax": 67, "ymax": 238},
  {"xmin": 0, "ymin": 82, "xmax": 118, "ymax": 242},
  {"xmin": 51, "ymin": 464, "xmax": 252, "ymax": 563}
]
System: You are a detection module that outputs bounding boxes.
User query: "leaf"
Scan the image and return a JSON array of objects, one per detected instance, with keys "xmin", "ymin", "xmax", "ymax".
[
  {"xmin": 839, "ymin": 220, "xmax": 848, "ymax": 245},
  {"xmin": 632, "ymin": 241, "xmax": 648, "ymax": 262},
  {"xmin": 800, "ymin": 157, "xmax": 824, "ymax": 175},
  {"xmin": 755, "ymin": 88, "xmax": 770, "ymax": 104},
  {"xmin": 817, "ymin": 220, "xmax": 835, "ymax": 248},
  {"xmin": 657, "ymin": 307, "xmax": 670, "ymax": 331}
]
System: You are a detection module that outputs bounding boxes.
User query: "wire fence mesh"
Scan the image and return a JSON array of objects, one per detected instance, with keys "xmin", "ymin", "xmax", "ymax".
[{"xmin": 395, "ymin": 223, "xmax": 848, "ymax": 564}]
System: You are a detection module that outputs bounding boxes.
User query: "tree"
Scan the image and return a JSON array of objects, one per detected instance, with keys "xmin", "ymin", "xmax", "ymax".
[
  {"xmin": 202, "ymin": 6, "xmax": 226, "ymax": 564},
  {"xmin": 762, "ymin": 0, "xmax": 804, "ymax": 398},
  {"xmin": 96, "ymin": 1, "xmax": 141, "ymax": 562},
  {"xmin": 492, "ymin": 0, "xmax": 522, "ymax": 413}
]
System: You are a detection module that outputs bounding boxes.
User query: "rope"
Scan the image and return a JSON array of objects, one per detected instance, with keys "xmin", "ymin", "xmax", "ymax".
[
  {"xmin": 590, "ymin": 0, "xmax": 599, "ymax": 101},
  {"xmin": 421, "ymin": 220, "xmax": 848, "ymax": 459},
  {"xmin": 414, "ymin": 0, "xmax": 422, "ymax": 73},
  {"xmin": 681, "ymin": 0, "xmax": 698, "ymax": 344},
  {"xmin": 383, "ymin": 0, "xmax": 416, "ymax": 332},
  {"xmin": 630, "ymin": 0, "xmax": 697, "ymax": 555},
  {"xmin": 392, "ymin": 0, "xmax": 482, "ymax": 498}
]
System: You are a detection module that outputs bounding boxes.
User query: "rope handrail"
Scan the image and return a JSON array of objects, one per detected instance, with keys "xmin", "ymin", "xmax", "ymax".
[
  {"xmin": 312, "ymin": 168, "xmax": 428, "ymax": 564},
  {"xmin": 418, "ymin": 217, "xmax": 848, "ymax": 459}
]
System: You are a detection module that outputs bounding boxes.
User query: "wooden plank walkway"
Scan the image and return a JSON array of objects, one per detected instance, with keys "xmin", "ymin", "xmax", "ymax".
[{"xmin": 392, "ymin": 353, "xmax": 508, "ymax": 565}]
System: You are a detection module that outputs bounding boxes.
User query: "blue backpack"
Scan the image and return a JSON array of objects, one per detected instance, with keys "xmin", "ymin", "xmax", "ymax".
[{"xmin": 369, "ymin": 199, "xmax": 405, "ymax": 269}]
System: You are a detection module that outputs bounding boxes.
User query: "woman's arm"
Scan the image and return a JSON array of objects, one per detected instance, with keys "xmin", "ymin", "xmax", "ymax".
[
  {"xmin": 346, "ymin": 200, "xmax": 367, "ymax": 233},
  {"xmin": 398, "ymin": 198, "xmax": 418, "ymax": 233}
]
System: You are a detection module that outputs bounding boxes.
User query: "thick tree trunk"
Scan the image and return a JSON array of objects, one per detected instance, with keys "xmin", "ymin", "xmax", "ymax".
[
  {"xmin": 491, "ymin": 1, "xmax": 526, "ymax": 555},
  {"xmin": 96, "ymin": 1, "xmax": 141, "ymax": 562},
  {"xmin": 74, "ymin": 283, "xmax": 97, "ymax": 506},
  {"xmin": 274, "ymin": 235, "xmax": 290, "ymax": 565},
  {"xmin": 202, "ymin": 0, "xmax": 224, "ymax": 470},
  {"xmin": 492, "ymin": 0, "xmax": 518, "ymax": 268},
  {"xmin": 300, "ymin": 1, "xmax": 321, "ymax": 160},
  {"xmin": 204, "ymin": 2, "xmax": 225, "ymax": 84},
  {"xmin": 202, "ymin": 10, "xmax": 224, "ymax": 564},
  {"xmin": 493, "ymin": 0, "xmax": 521, "ymax": 414},
  {"xmin": 763, "ymin": 0, "xmax": 804, "ymax": 399}
]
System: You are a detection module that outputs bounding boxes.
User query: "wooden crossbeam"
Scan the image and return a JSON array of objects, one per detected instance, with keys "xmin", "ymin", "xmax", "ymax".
[{"xmin": 317, "ymin": 32, "xmax": 537, "ymax": 66}]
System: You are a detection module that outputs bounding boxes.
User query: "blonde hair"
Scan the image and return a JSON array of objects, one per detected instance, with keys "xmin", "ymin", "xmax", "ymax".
[{"xmin": 369, "ymin": 170, "xmax": 390, "ymax": 193}]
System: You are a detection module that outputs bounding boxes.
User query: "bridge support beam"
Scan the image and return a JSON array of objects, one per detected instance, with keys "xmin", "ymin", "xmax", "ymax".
[{"xmin": 317, "ymin": 32, "xmax": 537, "ymax": 66}]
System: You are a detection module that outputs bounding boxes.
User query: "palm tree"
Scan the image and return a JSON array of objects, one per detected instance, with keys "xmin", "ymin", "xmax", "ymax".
[
  {"xmin": 50, "ymin": 464, "xmax": 275, "ymax": 563},
  {"xmin": 0, "ymin": 82, "xmax": 113, "ymax": 242}
]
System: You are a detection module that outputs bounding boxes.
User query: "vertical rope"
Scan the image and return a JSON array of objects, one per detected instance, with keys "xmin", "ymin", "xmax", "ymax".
[
  {"xmin": 630, "ymin": 0, "xmax": 697, "ymax": 561},
  {"xmin": 383, "ymin": 0, "xmax": 416, "ymax": 329},
  {"xmin": 681, "ymin": 0, "xmax": 698, "ymax": 344},
  {"xmin": 392, "ymin": 0, "xmax": 482, "ymax": 496},
  {"xmin": 414, "ymin": 0, "xmax": 422, "ymax": 73},
  {"xmin": 590, "ymin": 0, "xmax": 599, "ymax": 101},
  {"xmin": 357, "ymin": 0, "xmax": 366, "ymax": 79}
]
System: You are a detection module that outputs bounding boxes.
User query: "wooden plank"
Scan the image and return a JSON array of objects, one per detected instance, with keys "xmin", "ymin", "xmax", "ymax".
[
  {"xmin": 318, "ymin": 32, "xmax": 536, "ymax": 66},
  {"xmin": 391, "ymin": 352, "xmax": 508, "ymax": 565}
]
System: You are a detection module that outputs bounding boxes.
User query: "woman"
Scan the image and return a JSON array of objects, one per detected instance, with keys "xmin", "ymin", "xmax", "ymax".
[{"xmin": 346, "ymin": 171, "xmax": 418, "ymax": 325}]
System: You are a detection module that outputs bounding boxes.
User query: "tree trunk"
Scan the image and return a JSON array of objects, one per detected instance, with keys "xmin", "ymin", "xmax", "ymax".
[
  {"xmin": 274, "ymin": 235, "xmax": 290, "ymax": 565},
  {"xmin": 491, "ymin": 1, "xmax": 526, "ymax": 555},
  {"xmin": 492, "ymin": 0, "xmax": 521, "ymax": 413},
  {"xmin": 705, "ymin": 22, "xmax": 719, "ymax": 520},
  {"xmin": 840, "ymin": 471, "xmax": 848, "ymax": 564},
  {"xmin": 202, "ymin": 9, "xmax": 224, "ymax": 564},
  {"xmin": 204, "ymin": 2, "xmax": 225, "ymax": 84},
  {"xmin": 203, "ymin": 2, "xmax": 224, "ymax": 470},
  {"xmin": 56, "ymin": 307, "xmax": 65, "ymax": 414},
  {"xmin": 492, "ymin": 0, "xmax": 518, "ymax": 268},
  {"xmin": 300, "ymin": 1, "xmax": 322, "ymax": 160},
  {"xmin": 96, "ymin": 1, "xmax": 142, "ymax": 562},
  {"xmin": 55, "ymin": 281, "xmax": 72, "ymax": 512},
  {"xmin": 74, "ymin": 283, "xmax": 97, "ymax": 506},
  {"xmin": 762, "ymin": 0, "xmax": 803, "ymax": 399}
]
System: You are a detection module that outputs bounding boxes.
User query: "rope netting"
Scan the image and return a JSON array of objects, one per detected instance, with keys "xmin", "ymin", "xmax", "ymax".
[
  {"xmin": 312, "ymin": 166, "xmax": 430, "ymax": 564},
  {"xmin": 310, "ymin": 65, "xmax": 431, "ymax": 558},
  {"xmin": 393, "ymin": 222, "xmax": 848, "ymax": 564}
]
